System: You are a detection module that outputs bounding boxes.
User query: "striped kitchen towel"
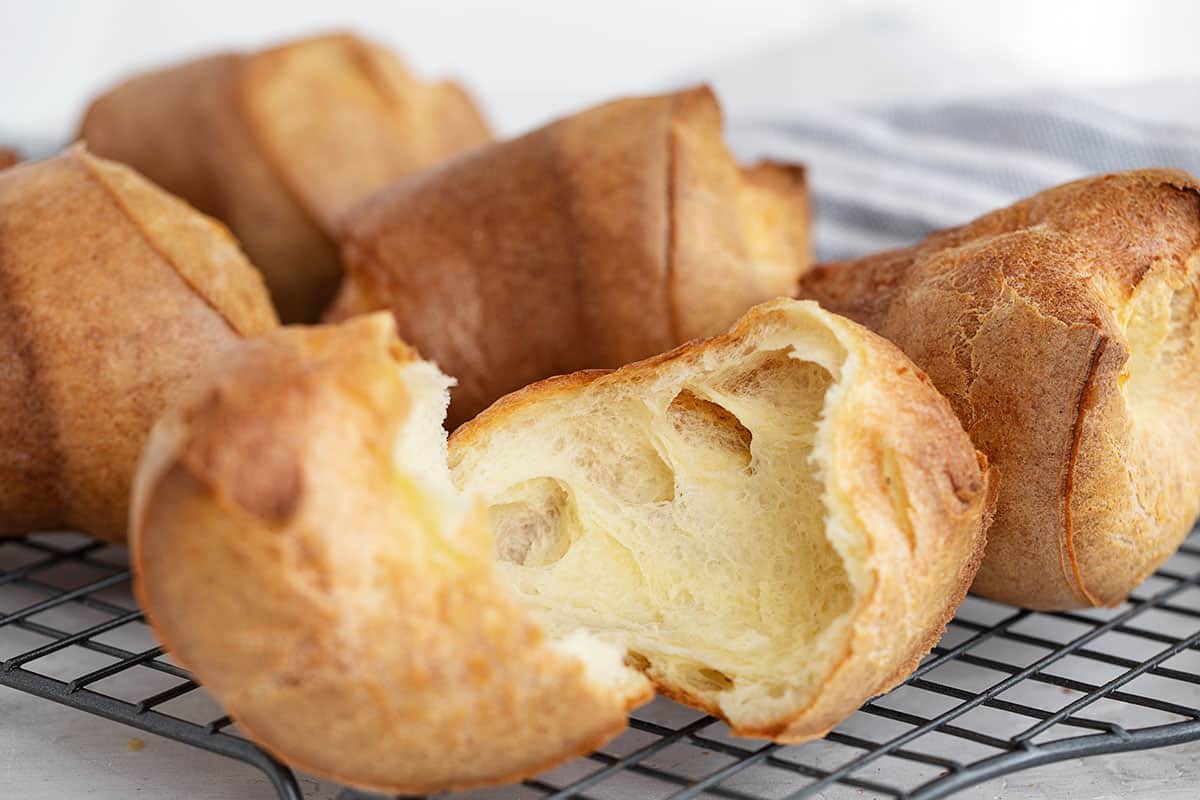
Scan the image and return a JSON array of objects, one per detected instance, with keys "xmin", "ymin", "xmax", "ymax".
[{"xmin": 727, "ymin": 86, "xmax": 1200, "ymax": 262}]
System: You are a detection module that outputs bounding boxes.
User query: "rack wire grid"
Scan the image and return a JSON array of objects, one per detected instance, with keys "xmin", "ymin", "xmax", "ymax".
[{"xmin": 4, "ymin": 528, "xmax": 1200, "ymax": 800}]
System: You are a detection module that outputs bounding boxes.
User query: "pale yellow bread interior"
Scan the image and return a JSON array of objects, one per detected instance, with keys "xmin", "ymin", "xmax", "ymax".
[
  {"xmin": 449, "ymin": 299, "xmax": 992, "ymax": 739},
  {"xmin": 391, "ymin": 356, "xmax": 651, "ymax": 702}
]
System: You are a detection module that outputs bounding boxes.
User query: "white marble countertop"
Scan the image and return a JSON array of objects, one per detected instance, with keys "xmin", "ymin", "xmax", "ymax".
[{"xmin": 5, "ymin": 683, "xmax": 1200, "ymax": 799}]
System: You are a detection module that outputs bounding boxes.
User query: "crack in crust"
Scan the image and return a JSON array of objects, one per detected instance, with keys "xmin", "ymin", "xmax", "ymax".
[{"xmin": 1061, "ymin": 334, "xmax": 1110, "ymax": 607}]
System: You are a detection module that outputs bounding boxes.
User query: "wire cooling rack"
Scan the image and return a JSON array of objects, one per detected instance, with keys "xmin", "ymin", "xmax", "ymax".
[{"xmin": 4, "ymin": 529, "xmax": 1200, "ymax": 800}]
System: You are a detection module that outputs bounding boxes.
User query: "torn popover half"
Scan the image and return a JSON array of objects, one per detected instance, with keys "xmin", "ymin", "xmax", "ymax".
[
  {"xmin": 449, "ymin": 298, "xmax": 993, "ymax": 740},
  {"xmin": 130, "ymin": 314, "xmax": 652, "ymax": 795}
]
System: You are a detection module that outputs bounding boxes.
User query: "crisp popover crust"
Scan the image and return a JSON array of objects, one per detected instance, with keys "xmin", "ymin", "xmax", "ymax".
[
  {"xmin": 331, "ymin": 86, "xmax": 811, "ymax": 426},
  {"xmin": 81, "ymin": 32, "xmax": 492, "ymax": 322},
  {"xmin": 0, "ymin": 146, "xmax": 276, "ymax": 543}
]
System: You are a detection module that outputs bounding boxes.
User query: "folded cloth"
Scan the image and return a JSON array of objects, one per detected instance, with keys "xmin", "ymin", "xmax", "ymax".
[{"xmin": 728, "ymin": 85, "xmax": 1200, "ymax": 262}]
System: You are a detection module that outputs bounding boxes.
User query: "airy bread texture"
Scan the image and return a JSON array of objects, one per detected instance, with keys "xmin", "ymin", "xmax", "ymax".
[
  {"xmin": 330, "ymin": 86, "xmax": 811, "ymax": 427},
  {"xmin": 798, "ymin": 169, "xmax": 1200, "ymax": 610},
  {"xmin": 130, "ymin": 314, "xmax": 652, "ymax": 795},
  {"xmin": 450, "ymin": 298, "xmax": 993, "ymax": 740},
  {"xmin": 131, "ymin": 299, "xmax": 989, "ymax": 790},
  {"xmin": 0, "ymin": 146, "xmax": 277, "ymax": 543},
  {"xmin": 80, "ymin": 32, "xmax": 492, "ymax": 322}
]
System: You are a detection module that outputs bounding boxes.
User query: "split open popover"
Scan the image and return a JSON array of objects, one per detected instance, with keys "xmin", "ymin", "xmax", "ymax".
[{"xmin": 131, "ymin": 299, "xmax": 990, "ymax": 792}]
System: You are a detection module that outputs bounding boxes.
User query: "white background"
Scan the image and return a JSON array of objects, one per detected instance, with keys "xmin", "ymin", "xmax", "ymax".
[
  {"xmin": 5, "ymin": 2, "xmax": 1200, "ymax": 799},
  {"xmin": 4, "ymin": 0, "xmax": 1200, "ymax": 141}
]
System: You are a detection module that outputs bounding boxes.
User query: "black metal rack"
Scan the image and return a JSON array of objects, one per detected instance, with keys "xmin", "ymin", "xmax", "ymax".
[{"xmin": 4, "ymin": 528, "xmax": 1200, "ymax": 800}]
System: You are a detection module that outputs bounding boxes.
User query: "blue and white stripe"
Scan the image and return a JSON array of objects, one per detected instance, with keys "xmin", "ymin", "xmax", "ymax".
[{"xmin": 728, "ymin": 90, "xmax": 1200, "ymax": 262}]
